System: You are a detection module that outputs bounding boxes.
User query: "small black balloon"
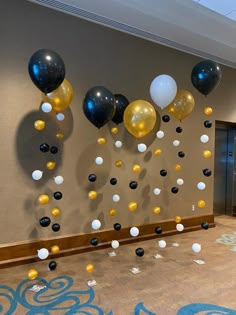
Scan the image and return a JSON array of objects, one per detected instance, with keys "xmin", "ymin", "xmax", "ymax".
[
  {"xmin": 114, "ymin": 223, "xmax": 121, "ymax": 231},
  {"xmin": 204, "ymin": 120, "xmax": 212, "ymax": 128},
  {"xmin": 201, "ymin": 222, "xmax": 209, "ymax": 230},
  {"xmin": 178, "ymin": 151, "xmax": 185, "ymax": 158},
  {"xmin": 129, "ymin": 181, "xmax": 138, "ymax": 189},
  {"xmin": 110, "ymin": 178, "xmax": 117, "ymax": 185},
  {"xmin": 88, "ymin": 174, "xmax": 97, "ymax": 182},
  {"xmin": 203, "ymin": 168, "xmax": 212, "ymax": 177},
  {"xmin": 162, "ymin": 115, "xmax": 170, "ymax": 122},
  {"xmin": 50, "ymin": 146, "xmax": 58, "ymax": 154},
  {"xmin": 155, "ymin": 226, "xmax": 162, "ymax": 234},
  {"xmin": 39, "ymin": 216, "xmax": 51, "ymax": 227},
  {"xmin": 40, "ymin": 143, "xmax": 50, "ymax": 152},
  {"xmin": 90, "ymin": 237, "xmax": 99, "ymax": 246},
  {"xmin": 49, "ymin": 261, "xmax": 57, "ymax": 271},
  {"xmin": 135, "ymin": 247, "xmax": 144, "ymax": 257},
  {"xmin": 52, "ymin": 223, "xmax": 60, "ymax": 232},
  {"xmin": 171, "ymin": 187, "xmax": 179, "ymax": 194},
  {"xmin": 54, "ymin": 191, "xmax": 62, "ymax": 200},
  {"xmin": 160, "ymin": 169, "xmax": 167, "ymax": 176},
  {"xmin": 176, "ymin": 127, "xmax": 183, "ymax": 133}
]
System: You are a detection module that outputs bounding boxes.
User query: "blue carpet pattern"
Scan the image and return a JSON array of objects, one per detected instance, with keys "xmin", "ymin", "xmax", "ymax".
[{"xmin": 0, "ymin": 275, "xmax": 235, "ymax": 314}]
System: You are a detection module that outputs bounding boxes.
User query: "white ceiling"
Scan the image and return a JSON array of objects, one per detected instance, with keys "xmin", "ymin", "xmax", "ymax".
[{"xmin": 28, "ymin": 0, "xmax": 236, "ymax": 68}]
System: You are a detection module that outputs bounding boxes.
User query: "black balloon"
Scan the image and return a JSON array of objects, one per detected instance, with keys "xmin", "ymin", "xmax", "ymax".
[
  {"xmin": 203, "ymin": 168, "xmax": 212, "ymax": 177},
  {"xmin": 201, "ymin": 222, "xmax": 209, "ymax": 230},
  {"xmin": 176, "ymin": 127, "xmax": 183, "ymax": 133},
  {"xmin": 112, "ymin": 94, "xmax": 129, "ymax": 124},
  {"xmin": 110, "ymin": 178, "xmax": 117, "ymax": 185},
  {"xmin": 191, "ymin": 59, "xmax": 222, "ymax": 96},
  {"xmin": 162, "ymin": 115, "xmax": 170, "ymax": 122},
  {"xmin": 160, "ymin": 169, "xmax": 167, "ymax": 176},
  {"xmin": 178, "ymin": 151, "xmax": 185, "ymax": 158},
  {"xmin": 49, "ymin": 261, "xmax": 57, "ymax": 271},
  {"xmin": 28, "ymin": 49, "xmax": 65, "ymax": 93},
  {"xmin": 52, "ymin": 223, "xmax": 60, "ymax": 232},
  {"xmin": 54, "ymin": 191, "xmax": 63, "ymax": 200},
  {"xmin": 135, "ymin": 247, "xmax": 144, "ymax": 257},
  {"xmin": 114, "ymin": 223, "xmax": 121, "ymax": 231},
  {"xmin": 39, "ymin": 216, "xmax": 51, "ymax": 227},
  {"xmin": 40, "ymin": 143, "xmax": 50, "ymax": 153},
  {"xmin": 88, "ymin": 174, "xmax": 97, "ymax": 182},
  {"xmin": 204, "ymin": 120, "xmax": 212, "ymax": 128},
  {"xmin": 171, "ymin": 187, "xmax": 178, "ymax": 194},
  {"xmin": 50, "ymin": 146, "xmax": 58, "ymax": 154},
  {"xmin": 129, "ymin": 181, "xmax": 138, "ymax": 189},
  {"xmin": 155, "ymin": 226, "xmax": 162, "ymax": 234},
  {"xmin": 83, "ymin": 86, "xmax": 116, "ymax": 128},
  {"xmin": 90, "ymin": 237, "xmax": 99, "ymax": 246}
]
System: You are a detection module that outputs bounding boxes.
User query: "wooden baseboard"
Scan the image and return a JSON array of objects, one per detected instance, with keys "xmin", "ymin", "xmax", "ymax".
[{"xmin": 0, "ymin": 214, "xmax": 214, "ymax": 268}]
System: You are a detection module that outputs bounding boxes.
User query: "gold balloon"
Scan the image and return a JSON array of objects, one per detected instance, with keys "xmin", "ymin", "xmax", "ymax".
[
  {"xmin": 51, "ymin": 245, "xmax": 60, "ymax": 254},
  {"xmin": 168, "ymin": 90, "xmax": 195, "ymax": 121},
  {"xmin": 88, "ymin": 190, "xmax": 97, "ymax": 200},
  {"xmin": 204, "ymin": 106, "xmax": 213, "ymax": 115},
  {"xmin": 46, "ymin": 161, "xmax": 56, "ymax": 170},
  {"xmin": 154, "ymin": 149, "xmax": 162, "ymax": 156},
  {"xmin": 115, "ymin": 160, "xmax": 123, "ymax": 167},
  {"xmin": 109, "ymin": 208, "xmax": 116, "ymax": 216},
  {"xmin": 175, "ymin": 216, "xmax": 182, "ymax": 223},
  {"xmin": 124, "ymin": 100, "xmax": 157, "ymax": 138},
  {"xmin": 42, "ymin": 79, "xmax": 73, "ymax": 112},
  {"xmin": 128, "ymin": 201, "xmax": 138, "ymax": 212},
  {"xmin": 97, "ymin": 137, "xmax": 106, "ymax": 144},
  {"xmin": 203, "ymin": 150, "xmax": 212, "ymax": 158},
  {"xmin": 198, "ymin": 200, "xmax": 206, "ymax": 208},
  {"xmin": 51, "ymin": 207, "xmax": 60, "ymax": 217},
  {"xmin": 111, "ymin": 127, "xmax": 118, "ymax": 135},
  {"xmin": 174, "ymin": 164, "xmax": 181, "ymax": 171},
  {"xmin": 153, "ymin": 206, "xmax": 161, "ymax": 214},
  {"xmin": 56, "ymin": 132, "xmax": 65, "ymax": 140},
  {"xmin": 86, "ymin": 263, "xmax": 94, "ymax": 273},
  {"xmin": 38, "ymin": 194, "xmax": 49, "ymax": 205},
  {"xmin": 34, "ymin": 120, "xmax": 45, "ymax": 131},
  {"xmin": 28, "ymin": 269, "xmax": 39, "ymax": 280},
  {"xmin": 132, "ymin": 164, "xmax": 141, "ymax": 173}
]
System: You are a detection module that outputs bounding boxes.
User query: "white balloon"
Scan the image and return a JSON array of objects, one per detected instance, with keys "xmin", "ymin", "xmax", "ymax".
[
  {"xmin": 153, "ymin": 188, "xmax": 161, "ymax": 195},
  {"xmin": 41, "ymin": 102, "xmax": 52, "ymax": 113},
  {"xmin": 95, "ymin": 157, "xmax": 103, "ymax": 165},
  {"xmin": 112, "ymin": 194, "xmax": 120, "ymax": 202},
  {"xmin": 158, "ymin": 240, "xmax": 167, "ymax": 248},
  {"xmin": 137, "ymin": 143, "xmax": 147, "ymax": 153},
  {"xmin": 200, "ymin": 135, "xmax": 209, "ymax": 143},
  {"xmin": 54, "ymin": 175, "xmax": 64, "ymax": 185},
  {"xmin": 156, "ymin": 130, "xmax": 164, "ymax": 139},
  {"xmin": 56, "ymin": 113, "xmax": 65, "ymax": 121},
  {"xmin": 32, "ymin": 170, "xmax": 43, "ymax": 180},
  {"xmin": 197, "ymin": 182, "xmax": 206, "ymax": 190},
  {"xmin": 173, "ymin": 140, "xmax": 180, "ymax": 147},
  {"xmin": 176, "ymin": 223, "xmax": 184, "ymax": 232},
  {"xmin": 130, "ymin": 227, "xmax": 139, "ymax": 237},
  {"xmin": 91, "ymin": 219, "xmax": 101, "ymax": 230},
  {"xmin": 150, "ymin": 74, "xmax": 177, "ymax": 109},
  {"xmin": 115, "ymin": 140, "xmax": 122, "ymax": 148},
  {"xmin": 192, "ymin": 243, "xmax": 201, "ymax": 253},
  {"xmin": 177, "ymin": 178, "xmax": 184, "ymax": 185},
  {"xmin": 37, "ymin": 248, "xmax": 49, "ymax": 260},
  {"xmin": 111, "ymin": 240, "xmax": 120, "ymax": 249}
]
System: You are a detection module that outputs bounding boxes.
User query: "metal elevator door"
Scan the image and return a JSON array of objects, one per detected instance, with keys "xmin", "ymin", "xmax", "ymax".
[{"xmin": 214, "ymin": 123, "xmax": 235, "ymax": 216}]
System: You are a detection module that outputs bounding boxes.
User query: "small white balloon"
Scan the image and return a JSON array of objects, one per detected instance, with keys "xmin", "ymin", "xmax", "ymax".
[
  {"xmin": 177, "ymin": 178, "xmax": 184, "ymax": 185},
  {"xmin": 130, "ymin": 227, "xmax": 139, "ymax": 237},
  {"xmin": 54, "ymin": 175, "xmax": 64, "ymax": 185},
  {"xmin": 197, "ymin": 182, "xmax": 206, "ymax": 190},
  {"xmin": 41, "ymin": 102, "xmax": 52, "ymax": 113},
  {"xmin": 111, "ymin": 240, "xmax": 120, "ymax": 249},
  {"xmin": 95, "ymin": 157, "xmax": 103, "ymax": 165},
  {"xmin": 153, "ymin": 188, "xmax": 161, "ymax": 195},
  {"xmin": 200, "ymin": 135, "xmax": 209, "ymax": 143},
  {"xmin": 115, "ymin": 140, "xmax": 122, "ymax": 148},
  {"xmin": 192, "ymin": 243, "xmax": 201, "ymax": 253},
  {"xmin": 173, "ymin": 140, "xmax": 180, "ymax": 147},
  {"xmin": 137, "ymin": 143, "xmax": 147, "ymax": 153},
  {"xmin": 112, "ymin": 194, "xmax": 120, "ymax": 202},
  {"xmin": 158, "ymin": 240, "xmax": 167, "ymax": 248},
  {"xmin": 156, "ymin": 130, "xmax": 165, "ymax": 139},
  {"xmin": 37, "ymin": 248, "xmax": 49, "ymax": 260},
  {"xmin": 32, "ymin": 170, "xmax": 43, "ymax": 180},
  {"xmin": 56, "ymin": 113, "xmax": 65, "ymax": 121},
  {"xmin": 176, "ymin": 223, "xmax": 184, "ymax": 232},
  {"xmin": 91, "ymin": 219, "xmax": 101, "ymax": 230}
]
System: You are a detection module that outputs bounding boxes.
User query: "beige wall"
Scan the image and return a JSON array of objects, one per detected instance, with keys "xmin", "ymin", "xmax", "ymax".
[{"xmin": 1, "ymin": 0, "xmax": 235, "ymax": 245}]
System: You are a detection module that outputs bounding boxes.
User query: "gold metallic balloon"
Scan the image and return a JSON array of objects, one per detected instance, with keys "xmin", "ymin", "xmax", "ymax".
[
  {"xmin": 175, "ymin": 216, "xmax": 182, "ymax": 223},
  {"xmin": 97, "ymin": 137, "xmax": 106, "ymax": 144},
  {"xmin": 46, "ymin": 161, "xmax": 56, "ymax": 170},
  {"xmin": 28, "ymin": 269, "xmax": 39, "ymax": 280},
  {"xmin": 204, "ymin": 106, "xmax": 213, "ymax": 115},
  {"xmin": 88, "ymin": 190, "xmax": 97, "ymax": 200},
  {"xmin": 109, "ymin": 208, "xmax": 116, "ymax": 216},
  {"xmin": 128, "ymin": 201, "xmax": 138, "ymax": 212},
  {"xmin": 168, "ymin": 90, "xmax": 195, "ymax": 121},
  {"xmin": 56, "ymin": 132, "xmax": 65, "ymax": 140},
  {"xmin": 34, "ymin": 120, "xmax": 45, "ymax": 131},
  {"xmin": 153, "ymin": 206, "xmax": 161, "ymax": 214},
  {"xmin": 115, "ymin": 160, "xmax": 123, "ymax": 167},
  {"xmin": 111, "ymin": 127, "xmax": 118, "ymax": 135},
  {"xmin": 51, "ymin": 245, "xmax": 60, "ymax": 254},
  {"xmin": 86, "ymin": 263, "xmax": 94, "ymax": 273},
  {"xmin": 203, "ymin": 150, "xmax": 212, "ymax": 158},
  {"xmin": 51, "ymin": 207, "xmax": 60, "ymax": 217},
  {"xmin": 174, "ymin": 164, "xmax": 181, "ymax": 171},
  {"xmin": 198, "ymin": 200, "xmax": 206, "ymax": 208},
  {"xmin": 124, "ymin": 100, "xmax": 157, "ymax": 138},
  {"xmin": 38, "ymin": 194, "xmax": 49, "ymax": 205},
  {"xmin": 42, "ymin": 79, "xmax": 73, "ymax": 112},
  {"xmin": 132, "ymin": 164, "xmax": 141, "ymax": 173},
  {"xmin": 154, "ymin": 149, "xmax": 162, "ymax": 156}
]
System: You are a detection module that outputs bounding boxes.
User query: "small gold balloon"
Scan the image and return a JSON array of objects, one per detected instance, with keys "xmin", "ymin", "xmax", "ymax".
[
  {"xmin": 175, "ymin": 216, "xmax": 182, "ymax": 223},
  {"xmin": 154, "ymin": 149, "xmax": 162, "ymax": 156},
  {"xmin": 174, "ymin": 164, "xmax": 181, "ymax": 171},
  {"xmin": 38, "ymin": 194, "xmax": 49, "ymax": 205},
  {"xmin": 97, "ymin": 137, "xmax": 106, "ymax": 144},
  {"xmin": 198, "ymin": 200, "xmax": 206, "ymax": 208},
  {"xmin": 204, "ymin": 106, "xmax": 213, "ymax": 116},
  {"xmin": 86, "ymin": 263, "xmax": 94, "ymax": 273},
  {"xmin": 46, "ymin": 161, "xmax": 56, "ymax": 170},
  {"xmin": 111, "ymin": 127, "xmax": 118, "ymax": 135},
  {"xmin": 28, "ymin": 269, "xmax": 39, "ymax": 280},
  {"xmin": 115, "ymin": 160, "xmax": 123, "ymax": 167},
  {"xmin": 34, "ymin": 120, "xmax": 45, "ymax": 131},
  {"xmin": 56, "ymin": 132, "xmax": 65, "ymax": 140},
  {"xmin": 109, "ymin": 208, "xmax": 116, "ymax": 216},
  {"xmin": 153, "ymin": 206, "xmax": 161, "ymax": 214},
  {"xmin": 132, "ymin": 164, "xmax": 141, "ymax": 173},
  {"xmin": 51, "ymin": 245, "xmax": 60, "ymax": 254},
  {"xmin": 128, "ymin": 201, "xmax": 138, "ymax": 212},
  {"xmin": 203, "ymin": 150, "xmax": 212, "ymax": 158},
  {"xmin": 51, "ymin": 207, "xmax": 60, "ymax": 217},
  {"xmin": 88, "ymin": 190, "xmax": 97, "ymax": 200}
]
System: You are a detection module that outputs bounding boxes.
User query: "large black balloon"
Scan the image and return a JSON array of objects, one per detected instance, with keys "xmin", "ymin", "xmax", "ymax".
[
  {"xmin": 28, "ymin": 49, "xmax": 65, "ymax": 94},
  {"xmin": 112, "ymin": 94, "xmax": 129, "ymax": 124},
  {"xmin": 191, "ymin": 60, "xmax": 222, "ymax": 96},
  {"xmin": 83, "ymin": 86, "xmax": 116, "ymax": 128},
  {"xmin": 135, "ymin": 247, "xmax": 144, "ymax": 257},
  {"xmin": 39, "ymin": 216, "xmax": 51, "ymax": 227}
]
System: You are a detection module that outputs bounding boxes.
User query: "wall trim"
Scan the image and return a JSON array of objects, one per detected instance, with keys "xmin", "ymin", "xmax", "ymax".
[{"xmin": 0, "ymin": 214, "xmax": 214, "ymax": 268}]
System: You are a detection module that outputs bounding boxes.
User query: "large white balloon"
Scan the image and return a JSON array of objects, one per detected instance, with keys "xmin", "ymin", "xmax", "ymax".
[
  {"xmin": 37, "ymin": 248, "xmax": 49, "ymax": 260},
  {"xmin": 137, "ymin": 143, "xmax": 147, "ymax": 153},
  {"xmin": 32, "ymin": 170, "xmax": 43, "ymax": 180},
  {"xmin": 91, "ymin": 219, "xmax": 101, "ymax": 230},
  {"xmin": 130, "ymin": 227, "xmax": 139, "ymax": 237},
  {"xmin": 192, "ymin": 243, "xmax": 201, "ymax": 253},
  {"xmin": 111, "ymin": 240, "xmax": 120, "ymax": 249},
  {"xmin": 150, "ymin": 74, "xmax": 177, "ymax": 109},
  {"xmin": 54, "ymin": 175, "xmax": 64, "ymax": 185},
  {"xmin": 158, "ymin": 240, "xmax": 167, "ymax": 248}
]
